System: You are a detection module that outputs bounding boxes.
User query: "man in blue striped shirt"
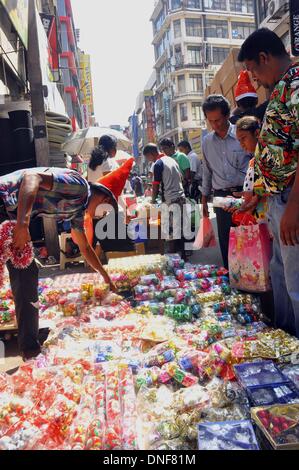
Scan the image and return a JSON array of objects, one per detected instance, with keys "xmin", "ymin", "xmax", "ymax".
[
  {"xmin": 201, "ymin": 95, "xmax": 250, "ymax": 268},
  {"xmin": 0, "ymin": 167, "xmax": 118, "ymax": 360}
]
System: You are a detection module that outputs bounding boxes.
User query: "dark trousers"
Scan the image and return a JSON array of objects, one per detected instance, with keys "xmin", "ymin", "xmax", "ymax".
[
  {"xmin": 7, "ymin": 260, "xmax": 40, "ymax": 354},
  {"xmin": 0, "ymin": 203, "xmax": 40, "ymax": 355},
  {"xmin": 190, "ymin": 181, "xmax": 202, "ymax": 203},
  {"xmin": 214, "ymin": 208, "xmax": 234, "ymax": 270},
  {"xmin": 214, "ymin": 188, "xmax": 242, "ymax": 270}
]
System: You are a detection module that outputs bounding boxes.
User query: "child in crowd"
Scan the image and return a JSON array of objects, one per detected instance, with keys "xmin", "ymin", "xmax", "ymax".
[{"xmin": 235, "ymin": 116, "xmax": 268, "ymax": 222}]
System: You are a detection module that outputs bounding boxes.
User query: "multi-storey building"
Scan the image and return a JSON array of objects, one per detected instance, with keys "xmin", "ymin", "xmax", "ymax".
[
  {"xmin": 151, "ymin": 0, "xmax": 255, "ymax": 143},
  {"xmin": 38, "ymin": 1, "xmax": 96, "ymax": 130},
  {"xmin": 56, "ymin": 0, "xmax": 83, "ymax": 130},
  {"xmin": 254, "ymin": 1, "xmax": 290, "ymax": 48}
]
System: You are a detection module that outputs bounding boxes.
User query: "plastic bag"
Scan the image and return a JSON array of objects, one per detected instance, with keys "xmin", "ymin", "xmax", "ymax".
[
  {"xmin": 193, "ymin": 217, "xmax": 217, "ymax": 249},
  {"xmin": 229, "ymin": 224, "xmax": 272, "ymax": 292}
]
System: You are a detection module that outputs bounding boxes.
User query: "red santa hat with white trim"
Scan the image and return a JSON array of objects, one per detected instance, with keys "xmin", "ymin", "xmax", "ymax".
[{"xmin": 235, "ymin": 70, "xmax": 258, "ymax": 102}]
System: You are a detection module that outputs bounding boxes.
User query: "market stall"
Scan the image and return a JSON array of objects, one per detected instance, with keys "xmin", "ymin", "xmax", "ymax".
[{"xmin": 0, "ymin": 254, "xmax": 299, "ymax": 451}]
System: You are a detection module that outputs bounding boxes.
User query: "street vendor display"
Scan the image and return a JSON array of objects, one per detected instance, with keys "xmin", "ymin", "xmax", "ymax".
[{"xmin": 0, "ymin": 253, "xmax": 299, "ymax": 451}]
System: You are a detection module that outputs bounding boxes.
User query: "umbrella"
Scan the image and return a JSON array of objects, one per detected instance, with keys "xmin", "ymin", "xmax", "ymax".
[
  {"xmin": 62, "ymin": 127, "xmax": 132, "ymax": 155},
  {"xmin": 115, "ymin": 150, "xmax": 133, "ymax": 165}
]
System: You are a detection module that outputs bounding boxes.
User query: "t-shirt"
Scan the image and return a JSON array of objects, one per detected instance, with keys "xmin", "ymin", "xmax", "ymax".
[
  {"xmin": 254, "ymin": 63, "xmax": 299, "ymax": 196},
  {"xmin": 88, "ymin": 158, "xmax": 119, "ymax": 183},
  {"xmin": 153, "ymin": 156, "xmax": 184, "ymax": 204},
  {"xmin": 0, "ymin": 167, "xmax": 90, "ymax": 232},
  {"xmin": 172, "ymin": 151, "xmax": 191, "ymax": 175},
  {"xmin": 149, "ymin": 154, "xmax": 164, "ymax": 178},
  {"xmin": 188, "ymin": 151, "xmax": 203, "ymax": 182}
]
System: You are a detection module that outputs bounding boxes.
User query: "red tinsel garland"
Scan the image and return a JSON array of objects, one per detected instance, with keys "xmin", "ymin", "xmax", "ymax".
[{"xmin": 0, "ymin": 221, "xmax": 34, "ymax": 286}]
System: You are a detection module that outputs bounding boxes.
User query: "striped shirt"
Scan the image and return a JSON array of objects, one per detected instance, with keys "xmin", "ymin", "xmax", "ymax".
[{"xmin": 0, "ymin": 168, "xmax": 90, "ymax": 232}]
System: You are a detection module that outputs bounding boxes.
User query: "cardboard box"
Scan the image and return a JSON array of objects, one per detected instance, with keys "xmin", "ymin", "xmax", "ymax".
[
  {"xmin": 226, "ymin": 89, "xmax": 236, "ymax": 108},
  {"xmin": 206, "ymin": 47, "xmax": 270, "ymax": 107},
  {"xmin": 256, "ymin": 85, "xmax": 269, "ymax": 104},
  {"xmin": 209, "ymin": 74, "xmax": 223, "ymax": 95}
]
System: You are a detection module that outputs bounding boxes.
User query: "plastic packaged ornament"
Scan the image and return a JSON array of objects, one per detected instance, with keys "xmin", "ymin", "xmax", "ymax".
[
  {"xmin": 162, "ymin": 362, "xmax": 198, "ymax": 387},
  {"xmin": 0, "ymin": 420, "xmax": 43, "ymax": 450},
  {"xmin": 144, "ymin": 343, "xmax": 176, "ymax": 368},
  {"xmin": 198, "ymin": 420, "xmax": 259, "ymax": 450},
  {"xmin": 234, "ymin": 361, "xmax": 287, "ymax": 388},
  {"xmin": 139, "ymin": 274, "xmax": 160, "ymax": 286},
  {"xmin": 247, "ymin": 383, "xmax": 299, "ymax": 407},
  {"xmin": 213, "ymin": 196, "xmax": 244, "ymax": 210},
  {"xmin": 280, "ymin": 364, "xmax": 299, "ymax": 390},
  {"xmin": 165, "ymin": 254, "xmax": 185, "ymax": 270},
  {"xmin": 252, "ymin": 404, "xmax": 299, "ymax": 449},
  {"xmin": 164, "ymin": 305, "xmax": 192, "ymax": 323}
]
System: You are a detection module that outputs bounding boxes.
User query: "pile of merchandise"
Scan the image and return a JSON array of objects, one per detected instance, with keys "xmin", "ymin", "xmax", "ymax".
[{"xmin": 0, "ymin": 254, "xmax": 299, "ymax": 450}]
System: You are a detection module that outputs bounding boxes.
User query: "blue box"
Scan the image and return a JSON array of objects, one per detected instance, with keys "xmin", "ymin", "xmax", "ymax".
[
  {"xmin": 234, "ymin": 361, "xmax": 288, "ymax": 388},
  {"xmin": 246, "ymin": 382, "xmax": 299, "ymax": 406},
  {"xmin": 198, "ymin": 420, "xmax": 259, "ymax": 451},
  {"xmin": 280, "ymin": 364, "xmax": 299, "ymax": 390}
]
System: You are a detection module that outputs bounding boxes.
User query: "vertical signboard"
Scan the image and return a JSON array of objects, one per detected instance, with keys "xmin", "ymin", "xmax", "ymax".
[
  {"xmin": 144, "ymin": 90, "xmax": 157, "ymax": 143},
  {"xmin": 0, "ymin": 0, "xmax": 29, "ymax": 48},
  {"xmin": 163, "ymin": 92, "xmax": 172, "ymax": 130},
  {"xmin": 82, "ymin": 104, "xmax": 89, "ymax": 129},
  {"xmin": 80, "ymin": 52, "xmax": 95, "ymax": 125},
  {"xmin": 131, "ymin": 113, "xmax": 139, "ymax": 158},
  {"xmin": 290, "ymin": 0, "xmax": 299, "ymax": 56}
]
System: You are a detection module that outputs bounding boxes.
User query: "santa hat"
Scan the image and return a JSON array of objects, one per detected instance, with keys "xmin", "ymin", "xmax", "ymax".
[
  {"xmin": 235, "ymin": 70, "xmax": 258, "ymax": 102},
  {"xmin": 98, "ymin": 157, "xmax": 134, "ymax": 200}
]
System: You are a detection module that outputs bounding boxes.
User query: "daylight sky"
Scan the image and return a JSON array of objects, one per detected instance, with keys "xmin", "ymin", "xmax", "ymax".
[{"xmin": 71, "ymin": 0, "xmax": 156, "ymax": 127}]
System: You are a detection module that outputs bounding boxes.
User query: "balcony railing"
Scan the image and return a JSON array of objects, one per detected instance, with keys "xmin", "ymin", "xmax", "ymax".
[{"xmin": 174, "ymin": 90, "xmax": 204, "ymax": 99}]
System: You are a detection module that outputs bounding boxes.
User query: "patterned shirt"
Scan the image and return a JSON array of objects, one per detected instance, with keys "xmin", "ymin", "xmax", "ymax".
[
  {"xmin": 254, "ymin": 63, "xmax": 299, "ymax": 196},
  {"xmin": 0, "ymin": 168, "xmax": 90, "ymax": 232}
]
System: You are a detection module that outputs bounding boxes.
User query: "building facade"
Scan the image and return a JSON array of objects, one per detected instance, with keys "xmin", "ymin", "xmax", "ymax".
[
  {"xmin": 0, "ymin": 1, "xmax": 28, "ymax": 103},
  {"xmin": 130, "ymin": 71, "xmax": 157, "ymax": 168},
  {"xmin": 254, "ymin": 1, "xmax": 290, "ymax": 48},
  {"xmin": 151, "ymin": 0, "xmax": 255, "ymax": 144},
  {"xmin": 37, "ymin": 0, "xmax": 96, "ymax": 130},
  {"xmin": 55, "ymin": 0, "xmax": 83, "ymax": 129}
]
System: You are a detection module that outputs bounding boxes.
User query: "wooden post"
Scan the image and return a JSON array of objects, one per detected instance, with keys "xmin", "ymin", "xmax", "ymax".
[{"xmin": 27, "ymin": 0, "xmax": 60, "ymax": 259}]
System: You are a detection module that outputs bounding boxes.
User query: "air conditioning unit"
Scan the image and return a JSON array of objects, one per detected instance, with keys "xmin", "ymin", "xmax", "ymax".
[{"xmin": 260, "ymin": 0, "xmax": 289, "ymax": 26}]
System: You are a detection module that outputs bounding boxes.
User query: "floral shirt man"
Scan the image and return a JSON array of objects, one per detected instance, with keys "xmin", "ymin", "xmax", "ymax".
[{"xmin": 254, "ymin": 64, "xmax": 299, "ymax": 196}]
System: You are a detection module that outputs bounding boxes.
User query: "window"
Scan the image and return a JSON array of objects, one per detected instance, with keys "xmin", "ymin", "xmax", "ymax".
[
  {"xmin": 229, "ymin": 0, "xmax": 254, "ymax": 14},
  {"xmin": 178, "ymin": 75, "xmax": 186, "ymax": 94},
  {"xmin": 205, "ymin": 72, "xmax": 215, "ymax": 86},
  {"xmin": 192, "ymin": 103, "xmax": 201, "ymax": 121},
  {"xmin": 180, "ymin": 103, "xmax": 188, "ymax": 122},
  {"xmin": 173, "ymin": 20, "xmax": 182, "ymax": 38},
  {"xmin": 186, "ymin": 18, "xmax": 202, "ymax": 37},
  {"xmin": 154, "ymin": 10, "xmax": 166, "ymax": 33},
  {"xmin": 231, "ymin": 22, "xmax": 255, "ymax": 40},
  {"xmin": 174, "ymin": 44, "xmax": 184, "ymax": 68},
  {"xmin": 155, "ymin": 31, "xmax": 170, "ymax": 60},
  {"xmin": 188, "ymin": 46, "xmax": 202, "ymax": 65},
  {"xmin": 173, "ymin": 106, "xmax": 178, "ymax": 128},
  {"xmin": 171, "ymin": 0, "xmax": 182, "ymax": 10},
  {"xmin": 190, "ymin": 74, "xmax": 203, "ymax": 92},
  {"xmin": 187, "ymin": 0, "xmax": 202, "ymax": 9},
  {"xmin": 207, "ymin": 46, "xmax": 230, "ymax": 65},
  {"xmin": 204, "ymin": 0, "xmax": 227, "ymax": 10},
  {"xmin": 205, "ymin": 19, "xmax": 228, "ymax": 38}
]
